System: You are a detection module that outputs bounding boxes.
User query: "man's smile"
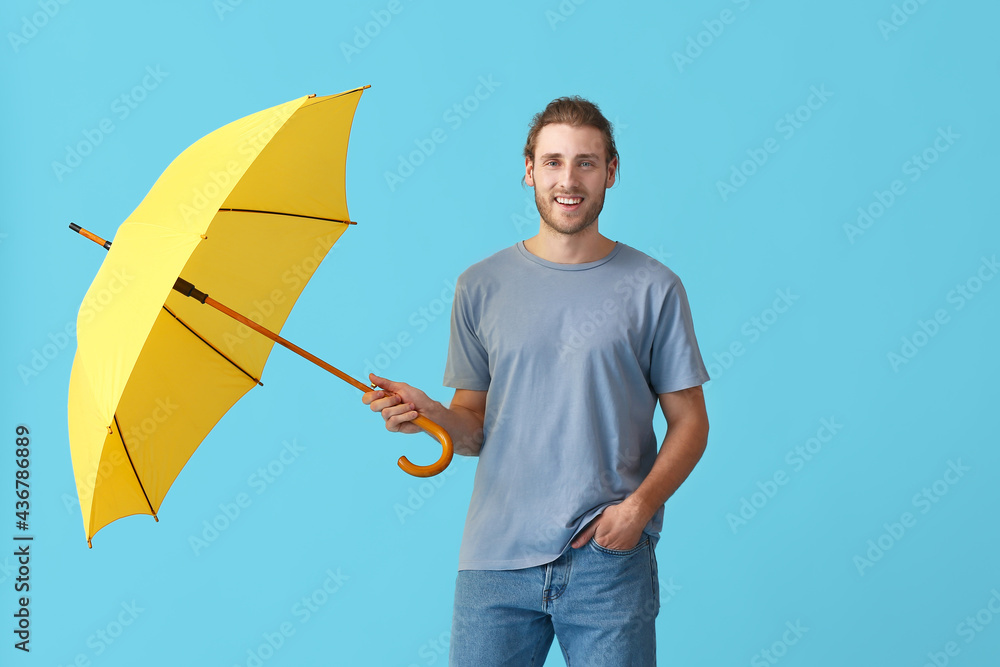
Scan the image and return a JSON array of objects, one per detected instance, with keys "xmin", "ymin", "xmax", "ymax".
[{"xmin": 555, "ymin": 195, "xmax": 584, "ymax": 210}]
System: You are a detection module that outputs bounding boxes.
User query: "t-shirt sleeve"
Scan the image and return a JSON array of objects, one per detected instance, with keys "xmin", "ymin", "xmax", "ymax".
[
  {"xmin": 649, "ymin": 277, "xmax": 710, "ymax": 394},
  {"xmin": 443, "ymin": 276, "xmax": 491, "ymax": 390}
]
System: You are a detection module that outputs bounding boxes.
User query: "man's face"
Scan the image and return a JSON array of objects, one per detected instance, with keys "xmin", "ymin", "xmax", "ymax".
[{"xmin": 525, "ymin": 123, "xmax": 617, "ymax": 237}]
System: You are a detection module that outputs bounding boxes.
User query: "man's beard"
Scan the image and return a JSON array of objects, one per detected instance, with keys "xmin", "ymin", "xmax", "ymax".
[{"xmin": 534, "ymin": 188, "xmax": 607, "ymax": 237}]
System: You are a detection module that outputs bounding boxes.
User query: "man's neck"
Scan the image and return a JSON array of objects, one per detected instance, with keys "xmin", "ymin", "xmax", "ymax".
[{"xmin": 522, "ymin": 224, "xmax": 616, "ymax": 264}]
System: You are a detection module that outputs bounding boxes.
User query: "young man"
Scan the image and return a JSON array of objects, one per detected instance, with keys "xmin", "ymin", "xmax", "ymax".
[{"xmin": 364, "ymin": 97, "xmax": 710, "ymax": 666}]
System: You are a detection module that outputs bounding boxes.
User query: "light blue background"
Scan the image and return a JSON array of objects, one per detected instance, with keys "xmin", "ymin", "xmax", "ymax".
[{"xmin": 3, "ymin": 1, "xmax": 998, "ymax": 665}]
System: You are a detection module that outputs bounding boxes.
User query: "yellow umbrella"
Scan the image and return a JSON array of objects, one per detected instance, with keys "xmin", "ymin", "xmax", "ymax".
[{"xmin": 68, "ymin": 86, "xmax": 452, "ymax": 547}]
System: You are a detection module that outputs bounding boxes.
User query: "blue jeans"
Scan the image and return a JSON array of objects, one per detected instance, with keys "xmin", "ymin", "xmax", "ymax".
[{"xmin": 449, "ymin": 534, "xmax": 660, "ymax": 666}]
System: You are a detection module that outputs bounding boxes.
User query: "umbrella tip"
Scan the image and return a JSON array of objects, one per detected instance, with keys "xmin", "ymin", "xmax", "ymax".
[
  {"xmin": 87, "ymin": 538, "xmax": 92, "ymax": 549},
  {"xmin": 153, "ymin": 514, "xmax": 159, "ymax": 523}
]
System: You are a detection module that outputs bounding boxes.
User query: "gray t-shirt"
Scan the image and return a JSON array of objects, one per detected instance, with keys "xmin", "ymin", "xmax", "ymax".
[{"xmin": 444, "ymin": 241, "xmax": 709, "ymax": 570}]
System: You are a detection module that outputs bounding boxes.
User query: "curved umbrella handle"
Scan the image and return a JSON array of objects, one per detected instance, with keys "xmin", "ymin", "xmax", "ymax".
[{"xmin": 400, "ymin": 415, "xmax": 454, "ymax": 477}]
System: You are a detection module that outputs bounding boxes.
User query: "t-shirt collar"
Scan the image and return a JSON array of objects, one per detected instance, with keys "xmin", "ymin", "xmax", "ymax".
[{"xmin": 515, "ymin": 241, "xmax": 621, "ymax": 271}]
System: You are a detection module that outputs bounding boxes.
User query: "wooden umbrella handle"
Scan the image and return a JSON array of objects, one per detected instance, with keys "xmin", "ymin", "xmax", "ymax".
[{"xmin": 403, "ymin": 415, "xmax": 454, "ymax": 477}]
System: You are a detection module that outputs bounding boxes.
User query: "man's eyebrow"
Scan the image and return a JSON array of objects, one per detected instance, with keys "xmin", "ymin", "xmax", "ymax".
[{"xmin": 539, "ymin": 152, "xmax": 603, "ymax": 160}]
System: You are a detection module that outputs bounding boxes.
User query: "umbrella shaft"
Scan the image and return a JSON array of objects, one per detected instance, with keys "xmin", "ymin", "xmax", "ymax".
[
  {"xmin": 69, "ymin": 223, "xmax": 112, "ymax": 249},
  {"xmin": 201, "ymin": 294, "xmax": 371, "ymax": 393}
]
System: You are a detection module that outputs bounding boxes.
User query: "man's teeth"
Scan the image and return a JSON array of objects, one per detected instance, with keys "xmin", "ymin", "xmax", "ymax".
[{"xmin": 556, "ymin": 196, "xmax": 582, "ymax": 205}]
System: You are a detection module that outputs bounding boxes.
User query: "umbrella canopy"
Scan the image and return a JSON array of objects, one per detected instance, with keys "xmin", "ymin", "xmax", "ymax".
[{"xmin": 68, "ymin": 86, "xmax": 450, "ymax": 547}]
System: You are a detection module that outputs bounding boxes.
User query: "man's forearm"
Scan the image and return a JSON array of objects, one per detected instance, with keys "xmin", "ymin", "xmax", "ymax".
[
  {"xmin": 572, "ymin": 411, "xmax": 709, "ymax": 551},
  {"xmin": 627, "ymin": 415, "xmax": 709, "ymax": 523},
  {"xmin": 425, "ymin": 401, "xmax": 485, "ymax": 457}
]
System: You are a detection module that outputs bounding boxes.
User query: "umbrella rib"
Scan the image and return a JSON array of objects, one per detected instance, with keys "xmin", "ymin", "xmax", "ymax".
[
  {"xmin": 113, "ymin": 414, "xmax": 158, "ymax": 521},
  {"xmin": 162, "ymin": 305, "xmax": 264, "ymax": 387},
  {"xmin": 317, "ymin": 84, "xmax": 371, "ymax": 100},
  {"xmin": 217, "ymin": 209, "xmax": 356, "ymax": 225}
]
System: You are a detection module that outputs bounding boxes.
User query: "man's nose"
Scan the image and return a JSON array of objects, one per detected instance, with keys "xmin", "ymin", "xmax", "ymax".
[{"xmin": 559, "ymin": 165, "xmax": 581, "ymax": 187}]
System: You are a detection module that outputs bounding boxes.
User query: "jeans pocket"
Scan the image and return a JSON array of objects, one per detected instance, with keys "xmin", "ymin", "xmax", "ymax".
[{"xmin": 589, "ymin": 534, "xmax": 649, "ymax": 557}]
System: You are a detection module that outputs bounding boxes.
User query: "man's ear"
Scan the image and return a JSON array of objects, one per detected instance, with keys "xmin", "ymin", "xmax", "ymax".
[
  {"xmin": 606, "ymin": 157, "xmax": 618, "ymax": 188},
  {"xmin": 524, "ymin": 156, "xmax": 535, "ymax": 187}
]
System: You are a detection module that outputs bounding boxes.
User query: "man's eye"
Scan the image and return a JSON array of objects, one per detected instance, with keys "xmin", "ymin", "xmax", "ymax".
[{"xmin": 580, "ymin": 161, "xmax": 593, "ymax": 167}]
